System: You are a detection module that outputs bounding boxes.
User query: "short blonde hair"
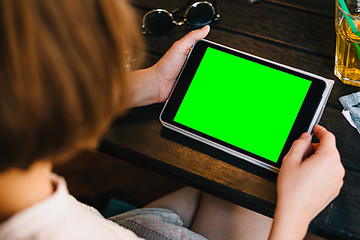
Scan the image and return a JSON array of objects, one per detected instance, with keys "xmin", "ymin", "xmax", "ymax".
[{"xmin": 0, "ymin": 0, "xmax": 142, "ymax": 171}]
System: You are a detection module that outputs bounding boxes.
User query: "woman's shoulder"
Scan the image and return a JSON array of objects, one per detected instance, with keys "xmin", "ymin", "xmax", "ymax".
[{"xmin": 0, "ymin": 174, "xmax": 142, "ymax": 240}]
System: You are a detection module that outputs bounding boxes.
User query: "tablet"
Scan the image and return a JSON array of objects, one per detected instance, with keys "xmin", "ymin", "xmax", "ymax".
[{"xmin": 160, "ymin": 39, "xmax": 334, "ymax": 172}]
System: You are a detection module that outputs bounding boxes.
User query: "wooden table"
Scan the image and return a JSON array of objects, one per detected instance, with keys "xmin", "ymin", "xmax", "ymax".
[{"xmin": 99, "ymin": 0, "xmax": 360, "ymax": 239}]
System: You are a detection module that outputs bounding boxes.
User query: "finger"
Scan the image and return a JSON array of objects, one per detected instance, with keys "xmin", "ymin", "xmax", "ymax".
[
  {"xmin": 283, "ymin": 132, "xmax": 312, "ymax": 166},
  {"xmin": 172, "ymin": 25, "xmax": 210, "ymax": 53},
  {"xmin": 312, "ymin": 143, "xmax": 319, "ymax": 152},
  {"xmin": 302, "ymin": 139, "xmax": 315, "ymax": 159},
  {"xmin": 312, "ymin": 124, "xmax": 337, "ymax": 152}
]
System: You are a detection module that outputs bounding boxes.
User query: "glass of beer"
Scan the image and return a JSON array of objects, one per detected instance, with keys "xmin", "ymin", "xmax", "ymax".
[{"xmin": 335, "ymin": 0, "xmax": 360, "ymax": 86}]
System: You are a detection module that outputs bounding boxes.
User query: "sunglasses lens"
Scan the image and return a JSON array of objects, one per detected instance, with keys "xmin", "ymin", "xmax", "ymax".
[
  {"xmin": 143, "ymin": 10, "xmax": 174, "ymax": 34},
  {"xmin": 186, "ymin": 2, "xmax": 215, "ymax": 27}
]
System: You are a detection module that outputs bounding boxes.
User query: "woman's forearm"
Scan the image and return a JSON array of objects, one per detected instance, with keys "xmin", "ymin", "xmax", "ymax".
[
  {"xmin": 127, "ymin": 67, "xmax": 158, "ymax": 107},
  {"xmin": 268, "ymin": 203, "xmax": 310, "ymax": 240}
]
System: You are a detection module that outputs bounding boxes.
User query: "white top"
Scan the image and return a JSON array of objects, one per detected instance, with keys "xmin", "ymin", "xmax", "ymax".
[{"xmin": 0, "ymin": 174, "xmax": 143, "ymax": 240}]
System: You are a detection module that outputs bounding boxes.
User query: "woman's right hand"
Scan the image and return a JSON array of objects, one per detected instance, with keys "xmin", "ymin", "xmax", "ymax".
[{"xmin": 269, "ymin": 124, "xmax": 345, "ymax": 240}]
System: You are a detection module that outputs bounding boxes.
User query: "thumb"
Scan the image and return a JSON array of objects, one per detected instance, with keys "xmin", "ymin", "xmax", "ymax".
[
  {"xmin": 283, "ymin": 132, "xmax": 312, "ymax": 166},
  {"xmin": 172, "ymin": 25, "xmax": 210, "ymax": 53}
]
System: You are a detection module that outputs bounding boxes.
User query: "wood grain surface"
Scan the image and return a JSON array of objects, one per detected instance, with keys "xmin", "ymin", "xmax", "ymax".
[{"xmin": 100, "ymin": 1, "xmax": 360, "ymax": 239}]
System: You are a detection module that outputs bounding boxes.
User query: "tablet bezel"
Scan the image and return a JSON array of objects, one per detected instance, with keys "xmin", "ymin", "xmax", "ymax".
[{"xmin": 160, "ymin": 39, "xmax": 327, "ymax": 171}]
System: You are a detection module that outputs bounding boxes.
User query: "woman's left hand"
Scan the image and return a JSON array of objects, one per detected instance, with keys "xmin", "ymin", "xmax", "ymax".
[
  {"xmin": 129, "ymin": 25, "xmax": 210, "ymax": 107},
  {"xmin": 152, "ymin": 25, "xmax": 210, "ymax": 102}
]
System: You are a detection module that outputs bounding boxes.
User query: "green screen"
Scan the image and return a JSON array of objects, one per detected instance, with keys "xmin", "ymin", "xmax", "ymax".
[{"xmin": 174, "ymin": 47, "xmax": 311, "ymax": 162}]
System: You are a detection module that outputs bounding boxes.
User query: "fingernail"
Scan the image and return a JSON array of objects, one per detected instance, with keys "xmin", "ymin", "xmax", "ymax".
[
  {"xmin": 301, "ymin": 132, "xmax": 311, "ymax": 139},
  {"xmin": 201, "ymin": 25, "xmax": 209, "ymax": 30}
]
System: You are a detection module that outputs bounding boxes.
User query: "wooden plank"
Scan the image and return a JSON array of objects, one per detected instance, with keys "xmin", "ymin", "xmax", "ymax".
[
  {"xmin": 263, "ymin": 0, "xmax": 335, "ymax": 18},
  {"xmin": 131, "ymin": 0, "xmax": 335, "ymax": 18},
  {"xmin": 99, "ymin": 104, "xmax": 360, "ymax": 239},
  {"xmin": 312, "ymin": 167, "xmax": 360, "ymax": 239},
  {"xmin": 319, "ymin": 106, "xmax": 360, "ymax": 172},
  {"xmin": 131, "ymin": 0, "xmax": 335, "ymax": 58}
]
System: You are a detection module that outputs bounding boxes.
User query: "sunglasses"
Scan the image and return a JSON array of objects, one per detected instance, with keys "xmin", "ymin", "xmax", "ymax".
[{"xmin": 142, "ymin": 0, "xmax": 219, "ymax": 34}]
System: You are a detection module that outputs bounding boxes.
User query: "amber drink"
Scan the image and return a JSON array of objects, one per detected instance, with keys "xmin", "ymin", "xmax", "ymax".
[{"xmin": 335, "ymin": 0, "xmax": 360, "ymax": 86}]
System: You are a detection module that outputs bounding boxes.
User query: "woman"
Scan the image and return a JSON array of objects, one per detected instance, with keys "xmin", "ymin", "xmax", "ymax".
[{"xmin": 0, "ymin": 0, "xmax": 344, "ymax": 239}]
